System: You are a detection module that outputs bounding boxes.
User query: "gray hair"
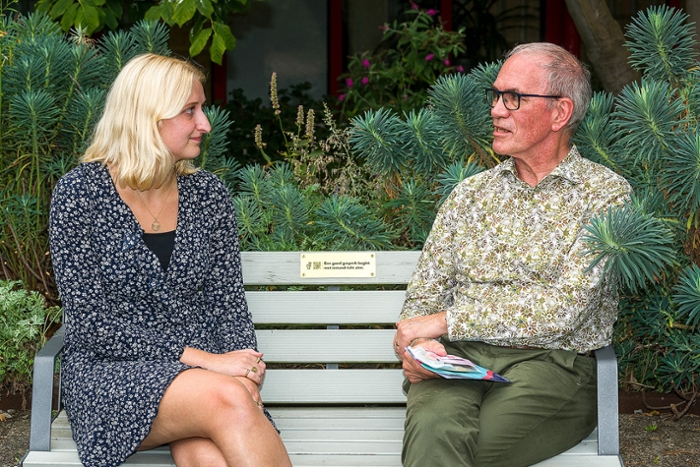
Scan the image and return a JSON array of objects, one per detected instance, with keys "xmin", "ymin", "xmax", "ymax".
[{"xmin": 505, "ymin": 43, "xmax": 591, "ymax": 134}]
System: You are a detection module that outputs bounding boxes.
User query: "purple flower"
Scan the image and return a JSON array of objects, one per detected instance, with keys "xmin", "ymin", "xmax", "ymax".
[
  {"xmin": 425, "ymin": 54, "xmax": 435, "ymax": 61},
  {"xmin": 444, "ymin": 59, "xmax": 451, "ymax": 66},
  {"xmin": 426, "ymin": 9, "xmax": 437, "ymax": 16},
  {"xmin": 362, "ymin": 59, "xmax": 371, "ymax": 69},
  {"xmin": 457, "ymin": 65, "xmax": 464, "ymax": 73},
  {"xmin": 410, "ymin": 1, "xmax": 418, "ymax": 9},
  {"xmin": 362, "ymin": 77, "xmax": 369, "ymax": 85},
  {"xmin": 338, "ymin": 94, "xmax": 345, "ymax": 102},
  {"xmin": 346, "ymin": 78, "xmax": 354, "ymax": 88}
]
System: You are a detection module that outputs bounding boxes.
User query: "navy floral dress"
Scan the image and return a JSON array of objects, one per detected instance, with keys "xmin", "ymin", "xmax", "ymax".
[{"xmin": 49, "ymin": 162, "xmax": 258, "ymax": 467}]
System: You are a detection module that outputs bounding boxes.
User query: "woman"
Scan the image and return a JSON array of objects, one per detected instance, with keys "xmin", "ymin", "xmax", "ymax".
[{"xmin": 49, "ymin": 54, "xmax": 292, "ymax": 467}]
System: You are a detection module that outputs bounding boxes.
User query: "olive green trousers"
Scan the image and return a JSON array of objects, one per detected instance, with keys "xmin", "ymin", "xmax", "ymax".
[{"xmin": 402, "ymin": 340, "xmax": 597, "ymax": 467}]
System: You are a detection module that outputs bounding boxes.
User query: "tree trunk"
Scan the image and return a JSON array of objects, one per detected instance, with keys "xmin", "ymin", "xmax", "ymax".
[{"xmin": 564, "ymin": 0, "xmax": 640, "ymax": 94}]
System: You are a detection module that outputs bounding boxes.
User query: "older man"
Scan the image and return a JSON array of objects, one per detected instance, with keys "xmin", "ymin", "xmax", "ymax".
[{"xmin": 394, "ymin": 43, "xmax": 631, "ymax": 467}]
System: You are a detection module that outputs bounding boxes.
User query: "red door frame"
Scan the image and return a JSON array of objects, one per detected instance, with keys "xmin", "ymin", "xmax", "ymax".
[
  {"xmin": 328, "ymin": 0, "xmax": 344, "ymax": 96},
  {"xmin": 543, "ymin": 0, "xmax": 581, "ymax": 57}
]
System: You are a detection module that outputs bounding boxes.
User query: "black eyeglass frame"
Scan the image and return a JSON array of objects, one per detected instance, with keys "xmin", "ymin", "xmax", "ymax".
[{"xmin": 485, "ymin": 88, "xmax": 562, "ymax": 111}]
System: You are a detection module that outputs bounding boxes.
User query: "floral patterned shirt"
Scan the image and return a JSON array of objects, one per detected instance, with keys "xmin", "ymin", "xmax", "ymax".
[{"xmin": 400, "ymin": 146, "xmax": 632, "ymax": 353}]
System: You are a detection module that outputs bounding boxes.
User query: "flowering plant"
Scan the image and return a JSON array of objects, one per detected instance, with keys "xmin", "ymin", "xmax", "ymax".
[{"xmin": 337, "ymin": 6, "xmax": 466, "ymax": 118}]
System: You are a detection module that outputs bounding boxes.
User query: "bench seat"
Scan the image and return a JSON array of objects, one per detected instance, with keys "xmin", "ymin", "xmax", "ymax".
[
  {"xmin": 22, "ymin": 251, "xmax": 623, "ymax": 467},
  {"xmin": 25, "ymin": 409, "xmax": 619, "ymax": 467}
]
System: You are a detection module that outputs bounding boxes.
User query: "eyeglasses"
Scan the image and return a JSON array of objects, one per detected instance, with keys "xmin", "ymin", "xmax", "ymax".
[{"xmin": 485, "ymin": 88, "xmax": 561, "ymax": 111}]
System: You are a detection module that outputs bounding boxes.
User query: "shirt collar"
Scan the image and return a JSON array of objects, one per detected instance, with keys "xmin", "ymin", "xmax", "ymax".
[{"xmin": 495, "ymin": 145, "xmax": 584, "ymax": 185}]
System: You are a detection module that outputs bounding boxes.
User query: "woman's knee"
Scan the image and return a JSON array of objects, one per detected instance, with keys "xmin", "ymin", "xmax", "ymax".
[
  {"xmin": 201, "ymin": 378, "xmax": 260, "ymax": 426},
  {"xmin": 164, "ymin": 370, "xmax": 260, "ymax": 434},
  {"xmin": 170, "ymin": 437, "xmax": 227, "ymax": 467}
]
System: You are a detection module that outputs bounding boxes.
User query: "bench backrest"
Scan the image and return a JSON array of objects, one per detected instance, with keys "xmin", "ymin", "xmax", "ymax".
[{"xmin": 242, "ymin": 251, "xmax": 420, "ymax": 405}]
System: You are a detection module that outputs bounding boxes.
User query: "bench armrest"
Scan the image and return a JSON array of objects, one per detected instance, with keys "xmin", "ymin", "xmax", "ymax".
[
  {"xmin": 594, "ymin": 344, "xmax": 619, "ymax": 455},
  {"xmin": 29, "ymin": 325, "xmax": 65, "ymax": 451}
]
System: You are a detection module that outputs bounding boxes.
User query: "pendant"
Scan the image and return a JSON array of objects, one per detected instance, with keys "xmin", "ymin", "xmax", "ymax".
[{"xmin": 152, "ymin": 220, "xmax": 161, "ymax": 231}]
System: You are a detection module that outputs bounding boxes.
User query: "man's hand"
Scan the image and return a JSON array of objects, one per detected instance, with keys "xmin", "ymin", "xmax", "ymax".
[
  {"xmin": 394, "ymin": 311, "xmax": 447, "ymax": 358},
  {"xmin": 402, "ymin": 339, "xmax": 447, "ymax": 383}
]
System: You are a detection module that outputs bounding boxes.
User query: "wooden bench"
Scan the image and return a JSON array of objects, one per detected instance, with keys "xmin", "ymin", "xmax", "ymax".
[{"xmin": 22, "ymin": 251, "xmax": 623, "ymax": 466}]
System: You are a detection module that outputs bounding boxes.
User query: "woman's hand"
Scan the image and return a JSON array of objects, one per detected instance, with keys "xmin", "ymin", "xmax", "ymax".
[
  {"xmin": 180, "ymin": 347, "xmax": 266, "ymax": 384},
  {"xmin": 234, "ymin": 376, "xmax": 265, "ymax": 411},
  {"xmin": 394, "ymin": 311, "xmax": 448, "ymax": 359},
  {"xmin": 401, "ymin": 339, "xmax": 447, "ymax": 384}
]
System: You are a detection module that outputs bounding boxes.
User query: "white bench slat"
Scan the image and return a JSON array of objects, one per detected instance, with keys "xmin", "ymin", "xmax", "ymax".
[
  {"xmin": 532, "ymin": 456, "xmax": 623, "ymax": 467},
  {"xmin": 241, "ymin": 251, "xmax": 419, "ymax": 285},
  {"xmin": 24, "ymin": 410, "xmax": 616, "ymax": 467},
  {"xmin": 270, "ymin": 407, "xmax": 406, "ymax": 423},
  {"xmin": 23, "ymin": 451, "xmax": 175, "ymax": 466},
  {"xmin": 260, "ymin": 369, "xmax": 406, "ymax": 404},
  {"xmin": 283, "ymin": 440, "xmax": 402, "ymax": 454},
  {"xmin": 286, "ymin": 454, "xmax": 401, "ymax": 466},
  {"xmin": 257, "ymin": 329, "xmax": 400, "ymax": 363},
  {"xmin": 247, "ymin": 290, "xmax": 406, "ymax": 324}
]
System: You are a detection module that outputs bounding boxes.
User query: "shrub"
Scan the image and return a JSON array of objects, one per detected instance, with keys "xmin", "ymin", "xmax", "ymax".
[
  {"xmin": 577, "ymin": 6, "xmax": 700, "ymax": 396},
  {"xmin": 225, "ymin": 78, "xmax": 330, "ymax": 167},
  {"xmin": 336, "ymin": 6, "xmax": 467, "ymax": 119},
  {"xmin": 0, "ymin": 12, "xmax": 233, "ymax": 302},
  {"xmin": 0, "ymin": 280, "xmax": 61, "ymax": 395},
  {"xmin": 346, "ymin": 4, "xmax": 700, "ymax": 396}
]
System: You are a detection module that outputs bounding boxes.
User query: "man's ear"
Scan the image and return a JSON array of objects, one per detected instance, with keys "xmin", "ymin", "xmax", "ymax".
[{"xmin": 551, "ymin": 97, "xmax": 574, "ymax": 132}]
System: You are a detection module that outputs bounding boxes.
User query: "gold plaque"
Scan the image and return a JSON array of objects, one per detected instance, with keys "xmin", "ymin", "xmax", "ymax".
[{"xmin": 300, "ymin": 252, "xmax": 376, "ymax": 278}]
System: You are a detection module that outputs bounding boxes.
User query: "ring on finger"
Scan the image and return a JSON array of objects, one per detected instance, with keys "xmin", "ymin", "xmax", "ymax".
[
  {"xmin": 245, "ymin": 368, "xmax": 250, "ymax": 377},
  {"xmin": 251, "ymin": 366, "xmax": 258, "ymax": 373},
  {"xmin": 256, "ymin": 357, "xmax": 261, "ymax": 363}
]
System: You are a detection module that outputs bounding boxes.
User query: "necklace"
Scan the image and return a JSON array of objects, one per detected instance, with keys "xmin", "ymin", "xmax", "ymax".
[{"xmin": 135, "ymin": 178, "xmax": 176, "ymax": 232}]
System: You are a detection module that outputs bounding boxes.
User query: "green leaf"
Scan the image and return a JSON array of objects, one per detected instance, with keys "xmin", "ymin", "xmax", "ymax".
[
  {"xmin": 171, "ymin": 0, "xmax": 197, "ymax": 27},
  {"xmin": 673, "ymin": 264, "xmax": 700, "ymax": 329},
  {"xmin": 212, "ymin": 21, "xmax": 236, "ymax": 50},
  {"xmin": 34, "ymin": 0, "xmax": 53, "ymax": 13},
  {"xmin": 49, "ymin": 0, "xmax": 76, "ymax": 19},
  {"xmin": 189, "ymin": 27, "xmax": 211, "ymax": 57},
  {"xmin": 189, "ymin": 16, "xmax": 206, "ymax": 43},
  {"xmin": 209, "ymin": 32, "xmax": 226, "ymax": 65},
  {"xmin": 144, "ymin": 5, "xmax": 165, "ymax": 22},
  {"xmin": 77, "ymin": 4, "xmax": 101, "ymax": 33},
  {"xmin": 195, "ymin": 0, "xmax": 214, "ymax": 17},
  {"xmin": 60, "ymin": 3, "xmax": 78, "ymax": 30},
  {"xmin": 85, "ymin": 0, "xmax": 106, "ymax": 7}
]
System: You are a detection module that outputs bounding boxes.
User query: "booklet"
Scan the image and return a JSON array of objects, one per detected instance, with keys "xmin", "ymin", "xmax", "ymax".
[{"xmin": 406, "ymin": 346, "xmax": 510, "ymax": 383}]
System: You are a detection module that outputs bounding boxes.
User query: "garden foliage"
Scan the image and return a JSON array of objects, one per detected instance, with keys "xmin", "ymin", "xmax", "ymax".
[
  {"xmin": 0, "ymin": 12, "xmax": 233, "ymax": 303},
  {"xmin": 0, "ymin": 280, "xmax": 61, "ymax": 394},
  {"xmin": 336, "ymin": 7, "xmax": 467, "ymax": 119},
  {"xmin": 33, "ymin": 0, "xmax": 246, "ymax": 64},
  {"xmin": 3, "ymin": 4, "xmax": 699, "ymax": 399},
  {"xmin": 346, "ymin": 5, "xmax": 700, "ymax": 397},
  {"xmin": 575, "ymin": 6, "xmax": 700, "ymax": 397},
  {"xmin": 239, "ymin": 62, "xmax": 498, "ymax": 252}
]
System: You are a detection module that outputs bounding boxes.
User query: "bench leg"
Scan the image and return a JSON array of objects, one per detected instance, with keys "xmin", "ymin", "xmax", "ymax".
[{"xmin": 594, "ymin": 345, "xmax": 620, "ymax": 456}]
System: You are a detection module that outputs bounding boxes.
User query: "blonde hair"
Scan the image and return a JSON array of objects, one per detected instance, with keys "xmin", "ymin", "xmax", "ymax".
[{"xmin": 83, "ymin": 54, "xmax": 206, "ymax": 189}]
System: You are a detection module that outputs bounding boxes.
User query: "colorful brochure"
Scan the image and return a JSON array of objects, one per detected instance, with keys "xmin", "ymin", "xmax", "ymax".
[{"xmin": 406, "ymin": 346, "xmax": 510, "ymax": 383}]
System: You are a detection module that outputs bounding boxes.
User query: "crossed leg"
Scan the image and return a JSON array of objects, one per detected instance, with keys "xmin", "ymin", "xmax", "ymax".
[{"xmin": 139, "ymin": 368, "xmax": 291, "ymax": 467}]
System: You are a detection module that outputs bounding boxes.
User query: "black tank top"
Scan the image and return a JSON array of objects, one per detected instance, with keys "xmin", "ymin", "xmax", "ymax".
[{"xmin": 142, "ymin": 230, "xmax": 176, "ymax": 271}]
